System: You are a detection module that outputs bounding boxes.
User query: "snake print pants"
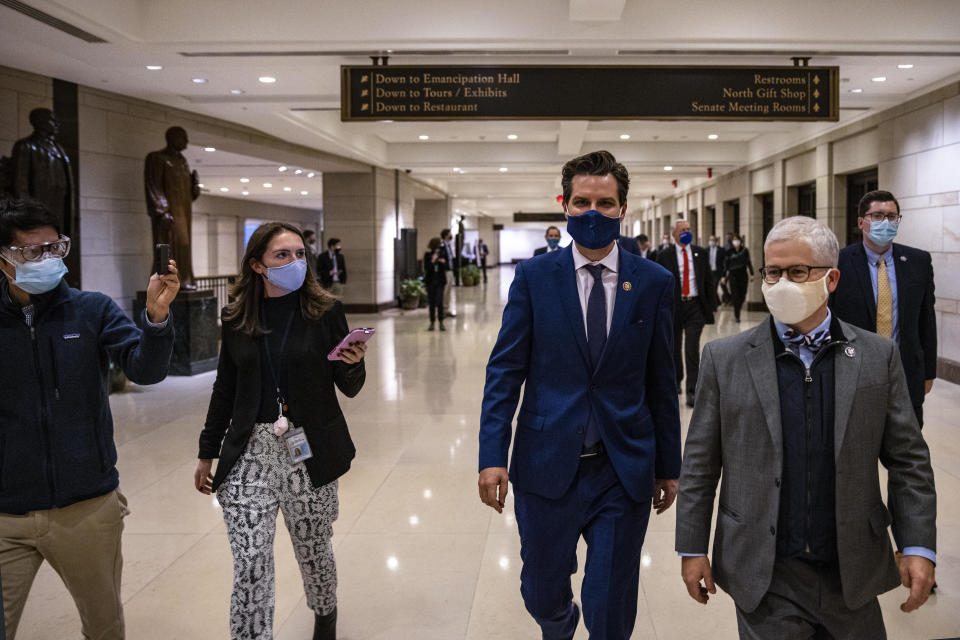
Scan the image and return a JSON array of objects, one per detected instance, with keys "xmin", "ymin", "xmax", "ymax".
[{"xmin": 217, "ymin": 422, "xmax": 339, "ymax": 640}]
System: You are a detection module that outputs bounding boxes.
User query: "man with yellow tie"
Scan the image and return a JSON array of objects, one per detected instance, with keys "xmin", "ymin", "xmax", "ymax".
[{"xmin": 830, "ymin": 190, "xmax": 937, "ymax": 427}]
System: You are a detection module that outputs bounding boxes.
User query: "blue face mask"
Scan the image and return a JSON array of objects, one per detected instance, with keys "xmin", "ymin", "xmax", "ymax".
[
  {"xmin": 546, "ymin": 237, "xmax": 560, "ymax": 249},
  {"xmin": 566, "ymin": 210, "xmax": 621, "ymax": 250},
  {"xmin": 8, "ymin": 256, "xmax": 68, "ymax": 294},
  {"xmin": 679, "ymin": 231, "xmax": 693, "ymax": 245},
  {"xmin": 265, "ymin": 259, "xmax": 307, "ymax": 293},
  {"xmin": 867, "ymin": 219, "xmax": 898, "ymax": 247}
]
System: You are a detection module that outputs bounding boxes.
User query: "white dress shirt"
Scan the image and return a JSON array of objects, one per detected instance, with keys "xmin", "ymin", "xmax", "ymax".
[
  {"xmin": 709, "ymin": 246, "xmax": 719, "ymax": 271},
  {"xmin": 675, "ymin": 244, "xmax": 699, "ymax": 297},
  {"xmin": 572, "ymin": 242, "xmax": 619, "ymax": 340}
]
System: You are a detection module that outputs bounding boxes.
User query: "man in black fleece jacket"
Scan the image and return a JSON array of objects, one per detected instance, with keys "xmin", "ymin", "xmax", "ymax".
[{"xmin": 0, "ymin": 198, "xmax": 179, "ymax": 639}]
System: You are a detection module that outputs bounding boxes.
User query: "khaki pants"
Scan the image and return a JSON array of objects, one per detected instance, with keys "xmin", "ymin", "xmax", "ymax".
[{"xmin": 0, "ymin": 490, "xmax": 129, "ymax": 640}]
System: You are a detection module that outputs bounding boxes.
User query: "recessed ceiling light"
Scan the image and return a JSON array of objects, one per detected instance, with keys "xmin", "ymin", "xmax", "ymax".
[
  {"xmin": 499, "ymin": 167, "xmax": 508, "ymax": 172},
  {"xmin": 241, "ymin": 191, "xmax": 249, "ymax": 195},
  {"xmin": 198, "ymin": 183, "xmax": 205, "ymax": 188},
  {"xmin": 258, "ymin": 76, "xmax": 277, "ymax": 84},
  {"xmin": 145, "ymin": 65, "xmax": 163, "ymax": 71},
  {"xmin": 283, "ymin": 187, "xmax": 292, "ymax": 192},
  {"xmin": 507, "ymin": 134, "xmax": 518, "ymax": 140},
  {"xmin": 898, "ymin": 64, "xmax": 914, "ymax": 69},
  {"xmin": 300, "ymin": 190, "xmax": 308, "ymax": 195},
  {"xmin": 418, "ymin": 135, "xmax": 430, "ymax": 140},
  {"xmin": 708, "ymin": 134, "xmax": 719, "ymax": 140},
  {"xmin": 204, "ymin": 147, "xmax": 216, "ymax": 152},
  {"xmin": 850, "ymin": 88, "xmax": 863, "ymax": 93},
  {"xmin": 619, "ymin": 134, "xmax": 631, "ymax": 140},
  {"xmin": 230, "ymin": 89, "xmax": 245, "ymax": 95},
  {"xmin": 452, "ymin": 167, "xmax": 461, "ymax": 172},
  {"xmin": 278, "ymin": 166, "xmax": 288, "ymax": 172},
  {"xmin": 664, "ymin": 166, "xmax": 673, "ymax": 171},
  {"xmin": 294, "ymin": 169, "xmax": 303, "ymax": 175},
  {"xmin": 191, "ymin": 78, "xmax": 207, "ymax": 84},
  {"xmin": 263, "ymin": 182, "xmax": 272, "ymax": 188},
  {"xmin": 240, "ymin": 178, "xmax": 250, "ymax": 183},
  {"xmin": 307, "ymin": 172, "xmax": 316, "ymax": 178},
  {"xmin": 872, "ymin": 76, "xmax": 887, "ymax": 82},
  {"xmin": 219, "ymin": 187, "xmax": 229, "ymax": 192}
]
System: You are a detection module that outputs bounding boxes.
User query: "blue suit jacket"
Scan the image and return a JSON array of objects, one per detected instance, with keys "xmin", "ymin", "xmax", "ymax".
[{"xmin": 479, "ymin": 244, "xmax": 682, "ymax": 502}]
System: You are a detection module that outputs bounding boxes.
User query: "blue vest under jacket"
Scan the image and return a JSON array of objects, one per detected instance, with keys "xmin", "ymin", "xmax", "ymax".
[{"xmin": 771, "ymin": 317, "xmax": 847, "ymax": 566}]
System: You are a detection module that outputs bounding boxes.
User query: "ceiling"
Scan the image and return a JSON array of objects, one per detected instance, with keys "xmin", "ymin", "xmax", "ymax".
[{"xmin": 2, "ymin": 0, "xmax": 959, "ymax": 222}]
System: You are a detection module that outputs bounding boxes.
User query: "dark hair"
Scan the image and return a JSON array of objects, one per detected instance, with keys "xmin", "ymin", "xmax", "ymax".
[
  {"xmin": 637, "ymin": 234, "xmax": 648, "ymax": 243},
  {"xmin": 0, "ymin": 198, "xmax": 60, "ymax": 246},
  {"xmin": 165, "ymin": 126, "xmax": 187, "ymax": 145},
  {"xmin": 440, "ymin": 228, "xmax": 451, "ymax": 240},
  {"xmin": 224, "ymin": 222, "xmax": 334, "ymax": 337},
  {"xmin": 858, "ymin": 190, "xmax": 900, "ymax": 218},
  {"xmin": 28, "ymin": 108, "xmax": 54, "ymax": 129},
  {"xmin": 545, "ymin": 225, "xmax": 560, "ymax": 236},
  {"xmin": 327, "ymin": 237, "xmax": 340, "ymax": 248},
  {"xmin": 427, "ymin": 236, "xmax": 442, "ymax": 251},
  {"xmin": 561, "ymin": 150, "xmax": 629, "ymax": 206},
  {"xmin": 303, "ymin": 229, "xmax": 315, "ymax": 239}
]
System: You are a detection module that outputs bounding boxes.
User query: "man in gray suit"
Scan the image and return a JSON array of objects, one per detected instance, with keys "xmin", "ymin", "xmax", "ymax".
[{"xmin": 676, "ymin": 216, "xmax": 936, "ymax": 638}]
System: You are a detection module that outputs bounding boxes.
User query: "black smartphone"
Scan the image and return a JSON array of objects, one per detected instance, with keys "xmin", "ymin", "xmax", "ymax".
[{"xmin": 154, "ymin": 244, "xmax": 170, "ymax": 275}]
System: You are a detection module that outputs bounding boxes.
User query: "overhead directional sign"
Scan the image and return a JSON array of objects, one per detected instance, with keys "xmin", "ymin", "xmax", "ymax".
[{"xmin": 341, "ymin": 65, "xmax": 839, "ymax": 122}]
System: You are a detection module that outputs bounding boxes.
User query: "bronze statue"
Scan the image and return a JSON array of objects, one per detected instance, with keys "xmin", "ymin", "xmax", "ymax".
[
  {"xmin": 9, "ymin": 108, "xmax": 76, "ymax": 237},
  {"xmin": 145, "ymin": 126, "xmax": 200, "ymax": 289}
]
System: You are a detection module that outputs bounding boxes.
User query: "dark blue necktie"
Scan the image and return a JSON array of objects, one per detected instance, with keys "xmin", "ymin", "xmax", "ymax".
[
  {"xmin": 783, "ymin": 328, "xmax": 831, "ymax": 353},
  {"xmin": 585, "ymin": 264, "xmax": 606, "ymax": 447}
]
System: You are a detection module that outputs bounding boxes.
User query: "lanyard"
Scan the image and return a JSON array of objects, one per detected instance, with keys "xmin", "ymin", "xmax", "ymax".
[{"xmin": 261, "ymin": 310, "xmax": 295, "ymax": 418}]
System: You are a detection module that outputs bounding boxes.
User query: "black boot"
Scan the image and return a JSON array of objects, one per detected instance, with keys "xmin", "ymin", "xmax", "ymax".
[
  {"xmin": 314, "ymin": 607, "xmax": 336, "ymax": 640},
  {"xmin": 428, "ymin": 321, "xmax": 435, "ymax": 331}
]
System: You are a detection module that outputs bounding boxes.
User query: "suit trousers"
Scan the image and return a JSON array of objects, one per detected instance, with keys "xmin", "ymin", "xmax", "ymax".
[
  {"xmin": 217, "ymin": 422, "xmax": 339, "ymax": 640},
  {"xmin": 675, "ymin": 299, "xmax": 706, "ymax": 395},
  {"xmin": 0, "ymin": 489, "xmax": 128, "ymax": 640},
  {"xmin": 728, "ymin": 269, "xmax": 749, "ymax": 320},
  {"xmin": 514, "ymin": 455, "xmax": 651, "ymax": 640},
  {"xmin": 735, "ymin": 557, "xmax": 885, "ymax": 640}
]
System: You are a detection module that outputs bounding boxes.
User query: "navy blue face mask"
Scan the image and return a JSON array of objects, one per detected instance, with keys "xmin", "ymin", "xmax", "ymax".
[{"xmin": 566, "ymin": 210, "xmax": 621, "ymax": 250}]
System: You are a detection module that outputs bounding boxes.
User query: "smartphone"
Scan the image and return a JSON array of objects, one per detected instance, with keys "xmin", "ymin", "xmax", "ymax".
[
  {"xmin": 327, "ymin": 327, "xmax": 375, "ymax": 360},
  {"xmin": 154, "ymin": 244, "xmax": 170, "ymax": 275}
]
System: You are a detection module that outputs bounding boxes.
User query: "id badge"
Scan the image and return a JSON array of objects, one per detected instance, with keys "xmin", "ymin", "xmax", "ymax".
[{"xmin": 284, "ymin": 427, "xmax": 313, "ymax": 464}]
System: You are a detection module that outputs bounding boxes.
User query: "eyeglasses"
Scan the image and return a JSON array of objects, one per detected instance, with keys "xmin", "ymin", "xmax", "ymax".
[
  {"xmin": 760, "ymin": 264, "xmax": 832, "ymax": 284},
  {"xmin": 4, "ymin": 235, "xmax": 71, "ymax": 262},
  {"xmin": 863, "ymin": 212, "xmax": 902, "ymax": 223}
]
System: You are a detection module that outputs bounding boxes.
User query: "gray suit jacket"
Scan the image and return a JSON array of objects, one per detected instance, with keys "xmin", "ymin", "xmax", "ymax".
[{"xmin": 675, "ymin": 317, "xmax": 936, "ymax": 612}]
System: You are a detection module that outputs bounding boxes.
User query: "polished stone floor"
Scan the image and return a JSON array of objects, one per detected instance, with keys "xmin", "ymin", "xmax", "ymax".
[{"xmin": 15, "ymin": 265, "xmax": 960, "ymax": 639}]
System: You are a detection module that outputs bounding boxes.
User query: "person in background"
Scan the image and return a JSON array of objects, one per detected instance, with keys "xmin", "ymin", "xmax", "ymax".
[
  {"xmin": 677, "ymin": 216, "xmax": 935, "ymax": 639},
  {"xmin": 829, "ymin": 190, "xmax": 936, "ymax": 428},
  {"xmin": 0, "ymin": 198, "xmax": 178, "ymax": 640},
  {"xmin": 722, "ymin": 233, "xmax": 753, "ymax": 322},
  {"xmin": 707, "ymin": 235, "xmax": 728, "ymax": 306},
  {"xmin": 478, "ymin": 238, "xmax": 490, "ymax": 283},
  {"xmin": 659, "ymin": 233, "xmax": 672, "ymax": 253},
  {"xmin": 303, "ymin": 229, "xmax": 318, "ymax": 271},
  {"xmin": 533, "ymin": 225, "xmax": 562, "ymax": 256},
  {"xmin": 636, "ymin": 234, "xmax": 652, "ymax": 259},
  {"xmin": 440, "ymin": 228, "xmax": 457, "ymax": 317},
  {"xmin": 618, "ymin": 233, "xmax": 641, "ymax": 256},
  {"xmin": 424, "ymin": 236, "xmax": 448, "ymax": 331},
  {"xmin": 195, "ymin": 222, "xmax": 366, "ymax": 640},
  {"xmin": 461, "ymin": 238, "xmax": 477, "ymax": 266},
  {"xmin": 657, "ymin": 219, "xmax": 716, "ymax": 408},
  {"xmin": 317, "ymin": 237, "xmax": 346, "ymax": 297}
]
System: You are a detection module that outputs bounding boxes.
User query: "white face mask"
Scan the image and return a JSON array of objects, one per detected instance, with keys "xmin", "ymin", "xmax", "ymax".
[{"xmin": 761, "ymin": 273, "xmax": 831, "ymax": 325}]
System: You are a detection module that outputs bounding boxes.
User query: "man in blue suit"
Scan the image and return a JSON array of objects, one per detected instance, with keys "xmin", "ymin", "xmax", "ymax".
[{"xmin": 478, "ymin": 150, "xmax": 682, "ymax": 640}]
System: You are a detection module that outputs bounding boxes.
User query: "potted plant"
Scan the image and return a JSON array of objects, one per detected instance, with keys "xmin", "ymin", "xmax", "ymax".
[
  {"xmin": 400, "ymin": 278, "xmax": 426, "ymax": 309},
  {"xmin": 461, "ymin": 264, "xmax": 481, "ymax": 286}
]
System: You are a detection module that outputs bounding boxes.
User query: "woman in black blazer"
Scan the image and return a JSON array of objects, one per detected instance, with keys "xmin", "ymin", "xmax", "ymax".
[{"xmin": 194, "ymin": 222, "xmax": 366, "ymax": 640}]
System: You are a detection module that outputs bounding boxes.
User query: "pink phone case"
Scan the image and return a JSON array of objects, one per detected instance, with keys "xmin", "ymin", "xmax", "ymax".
[{"xmin": 327, "ymin": 327, "xmax": 375, "ymax": 360}]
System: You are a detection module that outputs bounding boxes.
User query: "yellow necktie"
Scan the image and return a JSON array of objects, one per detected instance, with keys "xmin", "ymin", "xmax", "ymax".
[{"xmin": 876, "ymin": 259, "xmax": 893, "ymax": 338}]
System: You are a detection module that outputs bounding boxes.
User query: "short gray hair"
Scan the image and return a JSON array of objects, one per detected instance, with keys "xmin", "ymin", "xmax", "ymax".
[{"xmin": 764, "ymin": 216, "xmax": 839, "ymax": 267}]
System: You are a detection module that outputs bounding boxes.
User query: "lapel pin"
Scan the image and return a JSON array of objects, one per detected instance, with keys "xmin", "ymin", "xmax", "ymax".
[
  {"xmin": 623, "ymin": 281, "xmax": 632, "ymax": 291},
  {"xmin": 844, "ymin": 346, "xmax": 856, "ymax": 358},
  {"xmin": 900, "ymin": 256, "xmax": 907, "ymax": 262}
]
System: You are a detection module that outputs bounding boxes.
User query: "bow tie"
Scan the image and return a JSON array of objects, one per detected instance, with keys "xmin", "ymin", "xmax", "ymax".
[{"xmin": 783, "ymin": 328, "xmax": 831, "ymax": 352}]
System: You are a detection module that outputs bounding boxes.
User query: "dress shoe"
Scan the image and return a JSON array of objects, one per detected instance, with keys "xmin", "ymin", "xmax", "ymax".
[
  {"xmin": 439, "ymin": 322, "xmax": 446, "ymax": 331},
  {"xmin": 686, "ymin": 394, "xmax": 695, "ymax": 408},
  {"xmin": 428, "ymin": 322, "xmax": 435, "ymax": 331},
  {"xmin": 314, "ymin": 607, "xmax": 336, "ymax": 640},
  {"xmin": 446, "ymin": 311, "xmax": 457, "ymax": 318}
]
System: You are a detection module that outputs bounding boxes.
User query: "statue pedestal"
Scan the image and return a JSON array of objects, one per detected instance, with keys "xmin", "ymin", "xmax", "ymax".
[{"xmin": 135, "ymin": 289, "xmax": 219, "ymax": 376}]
